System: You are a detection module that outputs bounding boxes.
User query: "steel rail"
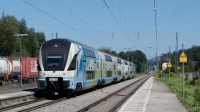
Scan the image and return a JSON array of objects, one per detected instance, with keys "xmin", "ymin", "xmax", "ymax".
[
  {"xmin": 0, "ymin": 98, "xmax": 45, "ymax": 112},
  {"xmin": 18, "ymin": 97, "xmax": 67, "ymax": 112},
  {"xmin": 76, "ymin": 75, "xmax": 149, "ymax": 112}
]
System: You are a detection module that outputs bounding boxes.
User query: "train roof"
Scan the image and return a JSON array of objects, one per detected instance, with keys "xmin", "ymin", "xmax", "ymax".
[{"xmin": 63, "ymin": 38, "xmax": 135, "ymax": 64}]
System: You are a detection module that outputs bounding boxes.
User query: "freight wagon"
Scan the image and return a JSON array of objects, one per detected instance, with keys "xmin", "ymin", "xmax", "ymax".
[{"xmin": 0, "ymin": 56, "xmax": 38, "ymax": 86}]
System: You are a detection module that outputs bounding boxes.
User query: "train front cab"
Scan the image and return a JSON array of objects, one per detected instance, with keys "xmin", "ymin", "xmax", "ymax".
[{"xmin": 37, "ymin": 39, "xmax": 79, "ymax": 93}]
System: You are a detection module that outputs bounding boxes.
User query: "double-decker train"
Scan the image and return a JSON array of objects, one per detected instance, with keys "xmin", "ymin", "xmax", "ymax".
[{"xmin": 37, "ymin": 39, "xmax": 136, "ymax": 94}]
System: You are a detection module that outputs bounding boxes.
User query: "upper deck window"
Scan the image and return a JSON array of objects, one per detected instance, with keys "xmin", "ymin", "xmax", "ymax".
[
  {"xmin": 124, "ymin": 61, "xmax": 128, "ymax": 65},
  {"xmin": 83, "ymin": 47, "xmax": 96, "ymax": 58},
  {"xmin": 117, "ymin": 59, "xmax": 121, "ymax": 64},
  {"xmin": 105, "ymin": 55, "xmax": 112, "ymax": 62}
]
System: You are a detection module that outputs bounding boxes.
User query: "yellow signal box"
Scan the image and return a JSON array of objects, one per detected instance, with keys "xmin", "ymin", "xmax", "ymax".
[
  {"xmin": 168, "ymin": 62, "xmax": 172, "ymax": 67},
  {"xmin": 179, "ymin": 51, "xmax": 187, "ymax": 63},
  {"xmin": 162, "ymin": 66, "xmax": 165, "ymax": 70},
  {"xmin": 178, "ymin": 67, "xmax": 180, "ymax": 69},
  {"xmin": 160, "ymin": 70, "xmax": 162, "ymax": 73}
]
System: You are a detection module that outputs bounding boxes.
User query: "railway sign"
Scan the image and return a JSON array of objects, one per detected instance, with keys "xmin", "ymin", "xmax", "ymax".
[
  {"xmin": 168, "ymin": 62, "xmax": 172, "ymax": 67},
  {"xmin": 160, "ymin": 70, "xmax": 162, "ymax": 73},
  {"xmin": 162, "ymin": 66, "xmax": 165, "ymax": 70},
  {"xmin": 179, "ymin": 51, "xmax": 187, "ymax": 63},
  {"xmin": 178, "ymin": 67, "xmax": 180, "ymax": 69}
]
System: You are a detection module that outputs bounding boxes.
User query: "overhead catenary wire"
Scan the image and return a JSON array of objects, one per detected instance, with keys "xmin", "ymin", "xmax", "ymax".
[
  {"xmin": 130, "ymin": 0, "xmax": 195, "ymax": 32},
  {"xmin": 103, "ymin": 0, "xmax": 134, "ymax": 48},
  {"xmin": 115, "ymin": 0, "xmax": 143, "ymax": 51},
  {"xmin": 22, "ymin": 0, "xmax": 103, "ymax": 47},
  {"xmin": 60, "ymin": 0, "xmax": 122, "ymax": 49}
]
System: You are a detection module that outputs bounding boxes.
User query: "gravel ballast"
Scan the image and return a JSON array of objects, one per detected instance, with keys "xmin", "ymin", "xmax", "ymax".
[{"xmin": 33, "ymin": 75, "xmax": 147, "ymax": 112}]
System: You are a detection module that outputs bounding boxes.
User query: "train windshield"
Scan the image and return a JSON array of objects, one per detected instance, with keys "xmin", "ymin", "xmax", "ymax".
[{"xmin": 47, "ymin": 54, "xmax": 63, "ymax": 67}]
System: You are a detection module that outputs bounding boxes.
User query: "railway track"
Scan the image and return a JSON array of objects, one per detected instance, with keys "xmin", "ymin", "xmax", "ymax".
[
  {"xmin": 0, "ymin": 98, "xmax": 46, "ymax": 112},
  {"xmin": 0, "ymin": 74, "xmax": 148, "ymax": 112},
  {"xmin": 76, "ymin": 75, "xmax": 151, "ymax": 112}
]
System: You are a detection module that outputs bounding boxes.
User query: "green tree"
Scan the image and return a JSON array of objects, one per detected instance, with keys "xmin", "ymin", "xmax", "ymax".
[{"xmin": 0, "ymin": 13, "xmax": 46, "ymax": 57}]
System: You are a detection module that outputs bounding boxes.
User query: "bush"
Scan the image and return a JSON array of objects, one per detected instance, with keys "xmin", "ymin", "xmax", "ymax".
[
  {"xmin": 193, "ymin": 89, "xmax": 200, "ymax": 106},
  {"xmin": 30, "ymin": 96, "xmax": 37, "ymax": 100},
  {"xmin": 195, "ymin": 79, "xmax": 200, "ymax": 86},
  {"xmin": 185, "ymin": 80, "xmax": 190, "ymax": 85},
  {"xmin": 185, "ymin": 73, "xmax": 188, "ymax": 81},
  {"xmin": 170, "ymin": 72, "xmax": 174, "ymax": 77},
  {"xmin": 190, "ymin": 73, "xmax": 199, "ymax": 85},
  {"xmin": 23, "ymin": 98, "xmax": 27, "ymax": 101}
]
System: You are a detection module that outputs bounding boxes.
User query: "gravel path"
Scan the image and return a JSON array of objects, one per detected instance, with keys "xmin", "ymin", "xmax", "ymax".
[{"xmin": 33, "ymin": 75, "xmax": 147, "ymax": 112}]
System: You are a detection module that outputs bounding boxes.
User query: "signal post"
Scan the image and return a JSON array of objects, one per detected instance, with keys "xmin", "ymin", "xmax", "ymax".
[
  {"xmin": 168, "ymin": 61, "xmax": 172, "ymax": 85},
  {"xmin": 162, "ymin": 66, "xmax": 165, "ymax": 80},
  {"xmin": 179, "ymin": 44, "xmax": 187, "ymax": 101}
]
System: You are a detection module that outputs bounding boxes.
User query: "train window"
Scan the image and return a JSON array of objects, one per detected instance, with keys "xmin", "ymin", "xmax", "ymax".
[
  {"xmin": 87, "ymin": 50, "xmax": 90, "ymax": 57},
  {"xmin": 117, "ymin": 59, "xmax": 121, "ymax": 64},
  {"xmin": 88, "ymin": 50, "xmax": 91, "ymax": 57},
  {"xmin": 89, "ymin": 50, "xmax": 92, "ymax": 58},
  {"xmin": 92, "ymin": 51, "xmax": 95, "ymax": 58},
  {"xmin": 105, "ymin": 55, "xmax": 112, "ymax": 62},
  {"xmin": 130, "ymin": 63, "xmax": 132, "ymax": 66},
  {"xmin": 82, "ymin": 48, "xmax": 95, "ymax": 58},
  {"xmin": 83, "ymin": 48, "xmax": 86, "ymax": 56},
  {"xmin": 68, "ymin": 54, "xmax": 78, "ymax": 71},
  {"xmin": 124, "ymin": 61, "xmax": 128, "ymax": 65},
  {"xmin": 46, "ymin": 54, "xmax": 63, "ymax": 67},
  {"xmin": 85, "ymin": 49, "xmax": 88, "ymax": 57}
]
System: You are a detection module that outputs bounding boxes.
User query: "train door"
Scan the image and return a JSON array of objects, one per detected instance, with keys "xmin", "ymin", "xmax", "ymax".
[
  {"xmin": 94, "ymin": 60, "xmax": 96, "ymax": 85},
  {"xmin": 83, "ymin": 60, "xmax": 86, "ymax": 87},
  {"xmin": 114, "ymin": 61, "xmax": 116, "ymax": 78},
  {"xmin": 123, "ymin": 63, "xmax": 125, "ymax": 78}
]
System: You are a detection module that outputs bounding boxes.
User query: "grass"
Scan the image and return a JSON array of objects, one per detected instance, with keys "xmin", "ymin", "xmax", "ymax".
[
  {"xmin": 30, "ymin": 96, "xmax": 37, "ymax": 100},
  {"xmin": 157, "ymin": 73, "xmax": 200, "ymax": 112},
  {"xmin": 23, "ymin": 98, "xmax": 27, "ymax": 101}
]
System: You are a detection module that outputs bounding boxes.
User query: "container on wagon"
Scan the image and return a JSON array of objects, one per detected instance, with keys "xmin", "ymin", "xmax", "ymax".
[
  {"xmin": 21, "ymin": 57, "xmax": 38, "ymax": 79},
  {"xmin": 0, "ymin": 57, "xmax": 12, "ymax": 79}
]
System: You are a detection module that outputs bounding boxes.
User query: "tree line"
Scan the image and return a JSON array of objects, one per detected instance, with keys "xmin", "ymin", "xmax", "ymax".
[
  {"xmin": 99, "ymin": 47, "xmax": 147, "ymax": 72},
  {"xmin": 0, "ymin": 12, "xmax": 46, "ymax": 57},
  {"xmin": 0, "ymin": 12, "xmax": 147, "ymax": 73},
  {"xmin": 159, "ymin": 45, "xmax": 200, "ymax": 73}
]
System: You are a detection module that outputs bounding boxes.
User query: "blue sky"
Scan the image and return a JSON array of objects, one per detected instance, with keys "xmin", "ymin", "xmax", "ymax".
[{"xmin": 1, "ymin": 0, "xmax": 199, "ymax": 59}]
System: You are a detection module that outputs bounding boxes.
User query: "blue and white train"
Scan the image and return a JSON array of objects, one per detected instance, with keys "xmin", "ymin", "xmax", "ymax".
[{"xmin": 37, "ymin": 39, "xmax": 136, "ymax": 94}]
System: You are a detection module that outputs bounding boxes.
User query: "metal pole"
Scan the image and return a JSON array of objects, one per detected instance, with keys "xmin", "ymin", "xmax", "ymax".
[
  {"xmin": 56, "ymin": 32, "xmax": 58, "ymax": 39},
  {"xmin": 169, "ymin": 46, "xmax": 171, "ymax": 85},
  {"xmin": 164, "ymin": 70, "xmax": 165, "ymax": 80},
  {"xmin": 14, "ymin": 34, "xmax": 28, "ymax": 87},
  {"xmin": 110, "ymin": 47, "xmax": 111, "ymax": 55},
  {"xmin": 20, "ymin": 36, "xmax": 23, "ymax": 87},
  {"xmin": 182, "ymin": 44, "xmax": 184, "ymax": 100}
]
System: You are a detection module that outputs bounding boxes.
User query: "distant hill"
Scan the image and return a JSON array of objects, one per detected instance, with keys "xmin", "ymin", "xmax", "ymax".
[{"xmin": 147, "ymin": 56, "xmax": 162, "ymax": 65}]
